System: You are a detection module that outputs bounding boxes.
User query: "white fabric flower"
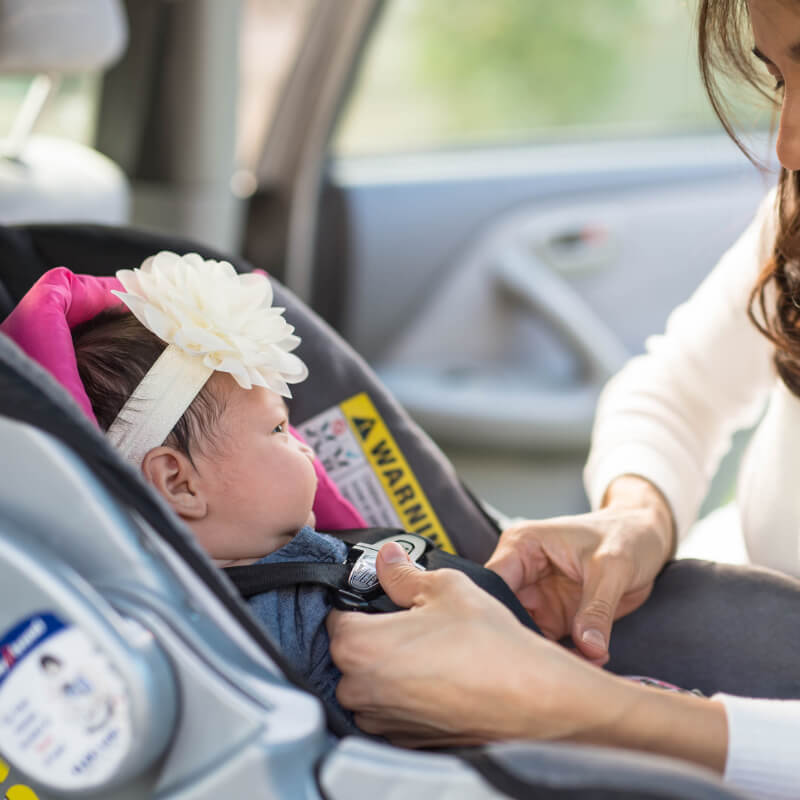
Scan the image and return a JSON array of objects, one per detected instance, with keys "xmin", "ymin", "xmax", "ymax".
[{"xmin": 112, "ymin": 251, "xmax": 308, "ymax": 396}]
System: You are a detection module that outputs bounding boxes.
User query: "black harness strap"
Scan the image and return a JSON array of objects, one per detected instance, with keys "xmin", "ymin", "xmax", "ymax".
[
  {"xmin": 224, "ymin": 529, "xmax": 542, "ymax": 635},
  {"xmin": 225, "ymin": 562, "xmax": 350, "ymax": 599}
]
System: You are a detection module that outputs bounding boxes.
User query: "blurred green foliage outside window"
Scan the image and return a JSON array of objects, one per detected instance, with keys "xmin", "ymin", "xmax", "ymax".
[
  {"xmin": 0, "ymin": 75, "xmax": 100, "ymax": 146},
  {"xmin": 334, "ymin": 0, "xmax": 769, "ymax": 156}
]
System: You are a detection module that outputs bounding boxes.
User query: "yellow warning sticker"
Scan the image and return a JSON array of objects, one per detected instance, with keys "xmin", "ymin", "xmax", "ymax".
[
  {"xmin": 297, "ymin": 392, "xmax": 455, "ymax": 553},
  {"xmin": 339, "ymin": 393, "xmax": 454, "ymax": 553}
]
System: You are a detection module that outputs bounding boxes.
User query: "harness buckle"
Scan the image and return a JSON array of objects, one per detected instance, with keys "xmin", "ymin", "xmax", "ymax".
[
  {"xmin": 348, "ymin": 544, "xmax": 382, "ymax": 593},
  {"xmin": 341, "ymin": 533, "xmax": 429, "ymax": 607}
]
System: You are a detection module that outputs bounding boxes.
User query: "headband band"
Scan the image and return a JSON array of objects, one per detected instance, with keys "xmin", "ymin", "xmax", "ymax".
[
  {"xmin": 105, "ymin": 345, "xmax": 213, "ymax": 464},
  {"xmin": 106, "ymin": 250, "xmax": 308, "ymax": 465}
]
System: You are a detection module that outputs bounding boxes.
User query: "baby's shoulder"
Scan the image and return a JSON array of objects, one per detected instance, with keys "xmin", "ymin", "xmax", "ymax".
[{"xmin": 262, "ymin": 526, "xmax": 349, "ymax": 565}]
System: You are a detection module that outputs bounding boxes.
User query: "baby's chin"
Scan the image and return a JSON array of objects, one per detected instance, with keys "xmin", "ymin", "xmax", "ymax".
[{"xmin": 305, "ymin": 509, "xmax": 316, "ymax": 529}]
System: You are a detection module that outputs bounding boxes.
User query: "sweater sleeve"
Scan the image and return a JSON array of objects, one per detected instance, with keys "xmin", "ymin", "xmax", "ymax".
[
  {"xmin": 714, "ymin": 693, "xmax": 800, "ymax": 799},
  {"xmin": 584, "ymin": 188, "xmax": 779, "ymax": 538}
]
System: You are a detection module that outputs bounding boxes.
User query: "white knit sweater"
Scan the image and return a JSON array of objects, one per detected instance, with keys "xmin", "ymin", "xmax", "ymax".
[{"xmin": 584, "ymin": 186, "xmax": 800, "ymax": 798}]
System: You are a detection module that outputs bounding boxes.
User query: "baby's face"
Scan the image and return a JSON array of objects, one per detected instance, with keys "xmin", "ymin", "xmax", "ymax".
[{"xmin": 188, "ymin": 378, "xmax": 317, "ymax": 563}]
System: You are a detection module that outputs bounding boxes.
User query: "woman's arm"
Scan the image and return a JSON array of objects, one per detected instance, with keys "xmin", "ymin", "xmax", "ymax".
[
  {"xmin": 331, "ymin": 543, "xmax": 726, "ymax": 764},
  {"xmin": 330, "ymin": 543, "xmax": 800, "ymax": 799},
  {"xmin": 584, "ymin": 189, "xmax": 778, "ymax": 541},
  {"xmin": 490, "ymin": 192, "xmax": 779, "ymax": 664},
  {"xmin": 590, "ymin": 678, "xmax": 727, "ymax": 771},
  {"xmin": 601, "ymin": 474, "xmax": 675, "ymax": 558}
]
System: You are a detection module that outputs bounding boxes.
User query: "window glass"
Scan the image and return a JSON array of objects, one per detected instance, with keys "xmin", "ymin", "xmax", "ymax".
[
  {"xmin": 237, "ymin": 0, "xmax": 316, "ymax": 171},
  {"xmin": 333, "ymin": 0, "xmax": 772, "ymax": 156},
  {"xmin": 0, "ymin": 74, "xmax": 100, "ymax": 147}
]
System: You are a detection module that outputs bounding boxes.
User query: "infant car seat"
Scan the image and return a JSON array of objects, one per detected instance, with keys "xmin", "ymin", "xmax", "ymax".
[{"xmin": 2, "ymin": 223, "xmax": 800, "ymax": 800}]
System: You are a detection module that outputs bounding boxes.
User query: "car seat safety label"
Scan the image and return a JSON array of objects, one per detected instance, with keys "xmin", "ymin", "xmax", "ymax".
[
  {"xmin": 0, "ymin": 613, "xmax": 132, "ymax": 790},
  {"xmin": 298, "ymin": 393, "xmax": 455, "ymax": 552}
]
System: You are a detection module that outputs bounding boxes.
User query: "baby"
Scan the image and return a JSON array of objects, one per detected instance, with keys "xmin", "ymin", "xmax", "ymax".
[
  {"xmin": 3, "ymin": 253, "xmax": 699, "ymax": 735},
  {"xmin": 65, "ymin": 253, "xmax": 354, "ymax": 726}
]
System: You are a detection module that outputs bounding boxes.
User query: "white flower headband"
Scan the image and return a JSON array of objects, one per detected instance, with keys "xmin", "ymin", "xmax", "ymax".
[{"xmin": 105, "ymin": 251, "xmax": 308, "ymax": 466}]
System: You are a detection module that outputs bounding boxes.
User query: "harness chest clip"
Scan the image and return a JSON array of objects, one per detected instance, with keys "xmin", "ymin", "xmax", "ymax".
[{"xmin": 335, "ymin": 533, "xmax": 429, "ymax": 612}]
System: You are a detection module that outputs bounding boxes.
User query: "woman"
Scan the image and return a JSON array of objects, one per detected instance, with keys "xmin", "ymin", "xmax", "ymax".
[{"xmin": 328, "ymin": 1, "xmax": 800, "ymax": 797}]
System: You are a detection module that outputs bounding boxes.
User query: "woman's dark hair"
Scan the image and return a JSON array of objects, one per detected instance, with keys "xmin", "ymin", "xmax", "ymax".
[
  {"xmin": 72, "ymin": 310, "xmax": 226, "ymax": 459},
  {"xmin": 698, "ymin": 0, "xmax": 800, "ymax": 397}
]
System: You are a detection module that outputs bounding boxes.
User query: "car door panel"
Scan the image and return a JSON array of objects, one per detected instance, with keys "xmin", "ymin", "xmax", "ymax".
[{"xmin": 320, "ymin": 137, "xmax": 769, "ymax": 516}]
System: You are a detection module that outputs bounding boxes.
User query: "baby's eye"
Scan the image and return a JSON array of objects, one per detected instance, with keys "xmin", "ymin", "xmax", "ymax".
[{"xmin": 272, "ymin": 421, "xmax": 287, "ymax": 434}]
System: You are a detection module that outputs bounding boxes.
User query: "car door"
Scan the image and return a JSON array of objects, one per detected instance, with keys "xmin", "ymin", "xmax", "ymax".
[{"xmin": 249, "ymin": 0, "xmax": 775, "ymax": 521}]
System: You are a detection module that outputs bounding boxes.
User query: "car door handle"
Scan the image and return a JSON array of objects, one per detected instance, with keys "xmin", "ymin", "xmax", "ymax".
[
  {"xmin": 494, "ymin": 244, "xmax": 628, "ymax": 383},
  {"xmin": 535, "ymin": 223, "xmax": 617, "ymax": 274},
  {"xmin": 377, "ymin": 212, "xmax": 630, "ymax": 450}
]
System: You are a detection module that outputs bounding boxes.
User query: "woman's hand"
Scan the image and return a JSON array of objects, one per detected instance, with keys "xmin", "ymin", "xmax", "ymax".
[
  {"xmin": 486, "ymin": 476, "xmax": 675, "ymax": 663},
  {"xmin": 328, "ymin": 542, "xmax": 623, "ymax": 747},
  {"xmin": 329, "ymin": 541, "xmax": 728, "ymax": 771}
]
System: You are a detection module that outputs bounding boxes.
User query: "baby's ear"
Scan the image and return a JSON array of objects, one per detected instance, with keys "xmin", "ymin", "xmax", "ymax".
[{"xmin": 141, "ymin": 446, "xmax": 207, "ymax": 520}]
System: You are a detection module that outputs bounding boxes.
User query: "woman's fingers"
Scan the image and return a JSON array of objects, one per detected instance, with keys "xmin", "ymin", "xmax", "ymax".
[
  {"xmin": 485, "ymin": 522, "xmax": 551, "ymax": 592},
  {"xmin": 484, "ymin": 544, "xmax": 525, "ymax": 592},
  {"xmin": 486, "ymin": 506, "xmax": 671, "ymax": 659},
  {"xmin": 373, "ymin": 541, "xmax": 429, "ymax": 606},
  {"xmin": 573, "ymin": 553, "xmax": 633, "ymax": 662}
]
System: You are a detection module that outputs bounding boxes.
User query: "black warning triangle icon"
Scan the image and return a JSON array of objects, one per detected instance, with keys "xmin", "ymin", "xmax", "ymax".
[{"xmin": 352, "ymin": 416, "xmax": 375, "ymax": 441}]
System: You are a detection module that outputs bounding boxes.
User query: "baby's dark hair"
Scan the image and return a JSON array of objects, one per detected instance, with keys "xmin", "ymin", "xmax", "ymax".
[{"xmin": 72, "ymin": 310, "xmax": 227, "ymax": 459}]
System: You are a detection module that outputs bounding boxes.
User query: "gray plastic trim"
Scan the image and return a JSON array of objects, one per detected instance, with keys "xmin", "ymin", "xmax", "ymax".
[
  {"xmin": 0, "ymin": 530, "xmax": 177, "ymax": 795},
  {"xmin": 320, "ymin": 738, "xmax": 505, "ymax": 800}
]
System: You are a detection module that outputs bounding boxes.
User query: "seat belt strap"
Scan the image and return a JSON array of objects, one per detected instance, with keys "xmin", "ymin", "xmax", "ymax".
[
  {"xmin": 224, "ymin": 561, "xmax": 351, "ymax": 599},
  {"xmin": 223, "ymin": 530, "xmax": 541, "ymax": 631}
]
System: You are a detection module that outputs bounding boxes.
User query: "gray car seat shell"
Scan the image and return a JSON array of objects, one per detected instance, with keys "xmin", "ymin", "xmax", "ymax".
[
  {"xmin": 0, "ymin": 418, "xmax": 749, "ymax": 800},
  {"xmin": 0, "ymin": 223, "xmax": 791, "ymax": 799},
  {"xmin": 0, "ymin": 510, "xmax": 177, "ymax": 793},
  {"xmin": 0, "ymin": 381, "xmax": 329, "ymax": 799}
]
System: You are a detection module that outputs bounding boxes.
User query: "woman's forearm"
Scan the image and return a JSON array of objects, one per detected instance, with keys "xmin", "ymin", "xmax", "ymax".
[
  {"xmin": 526, "ymin": 658, "xmax": 728, "ymax": 773},
  {"xmin": 503, "ymin": 633, "xmax": 727, "ymax": 771},
  {"xmin": 594, "ymin": 679, "xmax": 728, "ymax": 772},
  {"xmin": 500, "ymin": 636, "xmax": 728, "ymax": 771}
]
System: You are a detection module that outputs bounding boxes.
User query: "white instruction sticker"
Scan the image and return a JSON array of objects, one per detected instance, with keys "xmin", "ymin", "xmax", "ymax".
[
  {"xmin": 298, "ymin": 393, "xmax": 455, "ymax": 552},
  {"xmin": 299, "ymin": 402, "xmax": 402, "ymax": 528},
  {"xmin": 0, "ymin": 613, "xmax": 132, "ymax": 790}
]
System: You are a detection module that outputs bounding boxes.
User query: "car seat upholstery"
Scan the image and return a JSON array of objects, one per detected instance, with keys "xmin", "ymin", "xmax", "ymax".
[{"xmin": 0, "ymin": 222, "xmax": 785, "ymax": 799}]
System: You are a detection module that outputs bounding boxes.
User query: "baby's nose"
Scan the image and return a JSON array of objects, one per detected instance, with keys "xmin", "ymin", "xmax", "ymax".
[{"xmin": 298, "ymin": 439, "xmax": 316, "ymax": 462}]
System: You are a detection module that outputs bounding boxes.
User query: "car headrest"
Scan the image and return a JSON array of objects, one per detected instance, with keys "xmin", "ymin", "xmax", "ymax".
[{"xmin": 0, "ymin": 0, "xmax": 127, "ymax": 73}]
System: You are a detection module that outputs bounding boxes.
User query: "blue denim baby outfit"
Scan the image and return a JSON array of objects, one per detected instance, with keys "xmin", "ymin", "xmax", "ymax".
[{"xmin": 244, "ymin": 526, "xmax": 355, "ymax": 728}]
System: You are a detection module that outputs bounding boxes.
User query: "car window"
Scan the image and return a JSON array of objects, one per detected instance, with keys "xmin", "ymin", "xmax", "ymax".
[
  {"xmin": 0, "ymin": 1, "xmax": 312, "ymax": 168},
  {"xmin": 0, "ymin": 74, "xmax": 99, "ymax": 146},
  {"xmin": 333, "ymin": 0, "xmax": 770, "ymax": 156},
  {"xmin": 237, "ymin": 0, "xmax": 316, "ymax": 172}
]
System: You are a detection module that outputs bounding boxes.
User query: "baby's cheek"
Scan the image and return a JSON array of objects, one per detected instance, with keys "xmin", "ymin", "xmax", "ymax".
[{"xmin": 217, "ymin": 457, "xmax": 256, "ymax": 497}]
